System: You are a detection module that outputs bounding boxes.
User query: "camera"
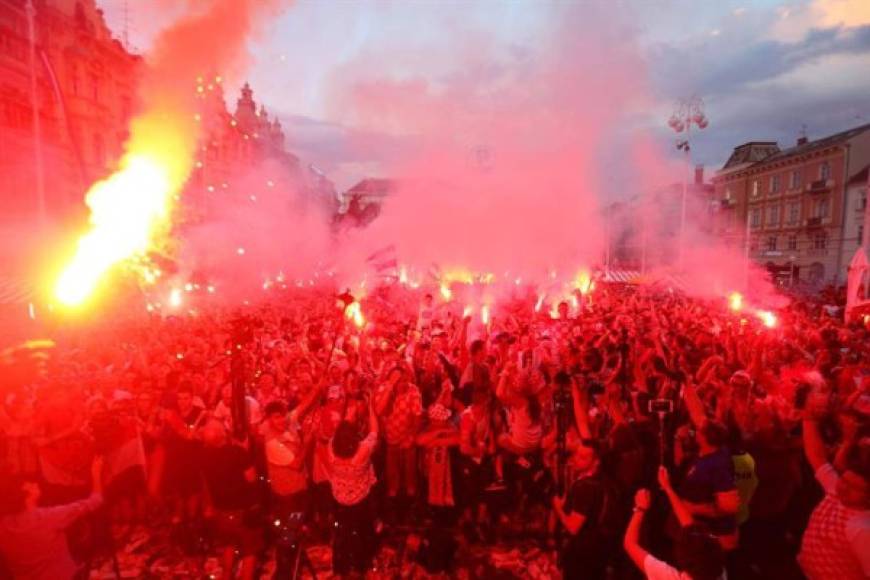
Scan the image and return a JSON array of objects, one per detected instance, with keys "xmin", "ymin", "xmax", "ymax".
[{"xmin": 647, "ymin": 399, "xmax": 674, "ymax": 414}]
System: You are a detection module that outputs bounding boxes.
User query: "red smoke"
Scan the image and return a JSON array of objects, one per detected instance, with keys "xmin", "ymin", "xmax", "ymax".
[{"xmin": 327, "ymin": 6, "xmax": 648, "ymax": 289}]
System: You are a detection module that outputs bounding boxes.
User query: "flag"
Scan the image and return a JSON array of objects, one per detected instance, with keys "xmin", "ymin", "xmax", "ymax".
[
  {"xmin": 845, "ymin": 247, "xmax": 869, "ymax": 321},
  {"xmin": 366, "ymin": 244, "xmax": 399, "ymax": 279}
]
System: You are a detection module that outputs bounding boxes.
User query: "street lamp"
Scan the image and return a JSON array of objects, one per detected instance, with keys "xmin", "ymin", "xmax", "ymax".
[
  {"xmin": 668, "ymin": 96, "xmax": 708, "ymax": 269},
  {"xmin": 25, "ymin": 0, "xmax": 46, "ymax": 226}
]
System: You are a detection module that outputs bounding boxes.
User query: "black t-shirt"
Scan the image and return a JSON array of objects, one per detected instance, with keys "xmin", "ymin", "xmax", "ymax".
[
  {"xmin": 564, "ymin": 474, "xmax": 606, "ymax": 554},
  {"xmin": 200, "ymin": 444, "xmax": 257, "ymax": 511},
  {"xmin": 604, "ymin": 422, "xmax": 644, "ymax": 490}
]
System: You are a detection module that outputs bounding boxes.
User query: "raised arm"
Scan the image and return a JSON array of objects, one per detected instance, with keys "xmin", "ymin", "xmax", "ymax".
[
  {"xmin": 658, "ymin": 466, "xmax": 693, "ymax": 527},
  {"xmin": 682, "ymin": 381, "xmax": 707, "ymax": 429},
  {"xmin": 623, "ymin": 489, "xmax": 652, "ymax": 572},
  {"xmin": 571, "ymin": 377, "xmax": 593, "ymax": 440},
  {"xmin": 802, "ymin": 417, "xmax": 828, "ymax": 472}
]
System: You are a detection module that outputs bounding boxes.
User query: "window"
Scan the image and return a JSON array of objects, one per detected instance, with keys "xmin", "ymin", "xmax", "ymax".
[
  {"xmin": 813, "ymin": 232, "xmax": 827, "ymax": 250},
  {"xmin": 859, "ymin": 225, "xmax": 865, "ymax": 247},
  {"xmin": 751, "ymin": 180, "xmax": 759, "ymax": 197},
  {"xmin": 725, "ymin": 187, "xmax": 732, "ymax": 200},
  {"xmin": 767, "ymin": 205, "xmax": 780, "ymax": 226},
  {"xmin": 819, "ymin": 161, "xmax": 831, "ymax": 180},
  {"xmin": 790, "ymin": 170, "xmax": 801, "ymax": 190},
  {"xmin": 770, "ymin": 175, "xmax": 780, "ymax": 194},
  {"xmin": 750, "ymin": 208, "xmax": 761, "ymax": 227},
  {"xmin": 787, "ymin": 235, "xmax": 797, "ymax": 250},
  {"xmin": 787, "ymin": 202, "xmax": 800, "ymax": 225},
  {"xmin": 766, "ymin": 236, "xmax": 777, "ymax": 251},
  {"xmin": 813, "ymin": 198, "xmax": 830, "ymax": 219},
  {"xmin": 860, "ymin": 196, "xmax": 867, "ymax": 210}
]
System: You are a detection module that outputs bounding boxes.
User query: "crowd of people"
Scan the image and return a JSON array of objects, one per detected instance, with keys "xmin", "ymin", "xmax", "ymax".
[{"xmin": 0, "ymin": 280, "xmax": 868, "ymax": 579}]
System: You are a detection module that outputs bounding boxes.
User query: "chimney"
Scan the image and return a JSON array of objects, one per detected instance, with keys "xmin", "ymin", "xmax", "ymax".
[
  {"xmin": 694, "ymin": 164, "xmax": 704, "ymax": 185},
  {"xmin": 797, "ymin": 136, "xmax": 808, "ymax": 146}
]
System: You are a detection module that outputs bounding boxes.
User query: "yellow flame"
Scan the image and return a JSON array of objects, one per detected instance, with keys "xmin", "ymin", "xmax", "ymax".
[
  {"xmin": 55, "ymin": 155, "xmax": 178, "ymax": 305},
  {"xmin": 168, "ymin": 288, "xmax": 183, "ymax": 308},
  {"xmin": 463, "ymin": 305, "xmax": 473, "ymax": 318},
  {"xmin": 729, "ymin": 292, "xmax": 743, "ymax": 312},
  {"xmin": 575, "ymin": 270, "xmax": 593, "ymax": 295},
  {"xmin": 440, "ymin": 282, "xmax": 453, "ymax": 301},
  {"xmin": 54, "ymin": 107, "xmax": 194, "ymax": 306},
  {"xmin": 757, "ymin": 310, "xmax": 777, "ymax": 328},
  {"xmin": 481, "ymin": 304, "xmax": 491, "ymax": 326},
  {"xmin": 346, "ymin": 302, "xmax": 365, "ymax": 328}
]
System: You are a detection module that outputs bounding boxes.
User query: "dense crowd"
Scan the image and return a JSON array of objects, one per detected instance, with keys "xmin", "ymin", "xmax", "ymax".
[{"xmin": 0, "ymin": 281, "xmax": 868, "ymax": 579}]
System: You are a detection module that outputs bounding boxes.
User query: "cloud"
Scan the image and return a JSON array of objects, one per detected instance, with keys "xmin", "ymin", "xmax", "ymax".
[{"xmin": 278, "ymin": 114, "xmax": 416, "ymax": 190}]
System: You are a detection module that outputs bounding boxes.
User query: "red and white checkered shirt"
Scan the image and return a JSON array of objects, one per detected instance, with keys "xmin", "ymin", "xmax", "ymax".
[
  {"xmin": 377, "ymin": 383, "xmax": 422, "ymax": 448},
  {"xmin": 798, "ymin": 464, "xmax": 870, "ymax": 580}
]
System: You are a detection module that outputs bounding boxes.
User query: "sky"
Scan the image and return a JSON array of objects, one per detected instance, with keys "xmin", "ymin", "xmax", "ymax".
[{"xmin": 100, "ymin": 0, "xmax": 870, "ymax": 193}]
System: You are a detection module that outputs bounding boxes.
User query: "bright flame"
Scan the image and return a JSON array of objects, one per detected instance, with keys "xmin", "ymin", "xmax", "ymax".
[
  {"xmin": 575, "ymin": 270, "xmax": 593, "ymax": 295},
  {"xmin": 55, "ymin": 155, "xmax": 178, "ymax": 306},
  {"xmin": 757, "ymin": 310, "xmax": 777, "ymax": 328},
  {"xmin": 728, "ymin": 292, "xmax": 743, "ymax": 312},
  {"xmin": 463, "ymin": 305, "xmax": 473, "ymax": 318},
  {"xmin": 346, "ymin": 302, "xmax": 365, "ymax": 328},
  {"xmin": 534, "ymin": 293, "xmax": 546, "ymax": 312},
  {"xmin": 168, "ymin": 288, "xmax": 183, "ymax": 308},
  {"xmin": 481, "ymin": 305, "xmax": 491, "ymax": 326},
  {"xmin": 440, "ymin": 282, "xmax": 453, "ymax": 301}
]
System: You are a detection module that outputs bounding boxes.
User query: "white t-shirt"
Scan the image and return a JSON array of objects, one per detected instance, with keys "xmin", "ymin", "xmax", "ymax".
[{"xmin": 643, "ymin": 555, "xmax": 727, "ymax": 580}]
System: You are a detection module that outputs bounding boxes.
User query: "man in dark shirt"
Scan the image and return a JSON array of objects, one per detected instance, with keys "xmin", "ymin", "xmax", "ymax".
[
  {"xmin": 552, "ymin": 442, "xmax": 609, "ymax": 580},
  {"xmin": 200, "ymin": 420, "xmax": 262, "ymax": 580},
  {"xmin": 677, "ymin": 421, "xmax": 739, "ymax": 549}
]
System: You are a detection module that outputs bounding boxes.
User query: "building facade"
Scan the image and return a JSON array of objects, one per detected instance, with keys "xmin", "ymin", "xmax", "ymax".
[
  {"xmin": 186, "ymin": 78, "xmax": 338, "ymax": 222},
  {"xmin": 0, "ymin": 0, "xmax": 141, "ymax": 219},
  {"xmin": 712, "ymin": 124, "xmax": 870, "ymax": 285}
]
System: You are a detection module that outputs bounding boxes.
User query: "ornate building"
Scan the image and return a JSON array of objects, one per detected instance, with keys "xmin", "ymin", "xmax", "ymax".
[
  {"xmin": 712, "ymin": 124, "xmax": 870, "ymax": 285},
  {"xmin": 0, "ymin": 0, "xmax": 140, "ymax": 219},
  {"xmin": 187, "ymin": 78, "xmax": 338, "ymax": 221}
]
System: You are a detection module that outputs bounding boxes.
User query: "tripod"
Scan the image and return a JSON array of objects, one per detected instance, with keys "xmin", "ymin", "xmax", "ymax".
[{"xmin": 274, "ymin": 512, "xmax": 316, "ymax": 580}]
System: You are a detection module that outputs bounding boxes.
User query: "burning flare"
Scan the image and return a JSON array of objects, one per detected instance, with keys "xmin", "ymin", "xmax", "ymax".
[
  {"xmin": 757, "ymin": 310, "xmax": 777, "ymax": 328},
  {"xmin": 728, "ymin": 292, "xmax": 743, "ymax": 312},
  {"xmin": 439, "ymin": 282, "xmax": 453, "ymax": 301},
  {"xmin": 54, "ymin": 110, "xmax": 194, "ymax": 306},
  {"xmin": 575, "ymin": 270, "xmax": 593, "ymax": 295},
  {"xmin": 55, "ymin": 155, "xmax": 179, "ymax": 305},
  {"xmin": 346, "ymin": 302, "xmax": 366, "ymax": 328}
]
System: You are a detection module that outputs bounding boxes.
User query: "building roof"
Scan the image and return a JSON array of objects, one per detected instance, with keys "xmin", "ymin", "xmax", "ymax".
[
  {"xmin": 721, "ymin": 142, "xmax": 781, "ymax": 171},
  {"xmin": 759, "ymin": 123, "xmax": 870, "ymax": 165}
]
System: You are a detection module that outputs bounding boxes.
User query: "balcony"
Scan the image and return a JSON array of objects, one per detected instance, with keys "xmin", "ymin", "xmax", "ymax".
[
  {"xmin": 805, "ymin": 216, "xmax": 823, "ymax": 228},
  {"xmin": 806, "ymin": 179, "xmax": 833, "ymax": 193},
  {"xmin": 806, "ymin": 248, "xmax": 829, "ymax": 257},
  {"xmin": 719, "ymin": 198, "xmax": 736, "ymax": 209}
]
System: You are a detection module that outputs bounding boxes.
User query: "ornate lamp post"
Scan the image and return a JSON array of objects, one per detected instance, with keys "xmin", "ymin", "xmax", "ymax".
[{"xmin": 668, "ymin": 96, "xmax": 708, "ymax": 268}]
